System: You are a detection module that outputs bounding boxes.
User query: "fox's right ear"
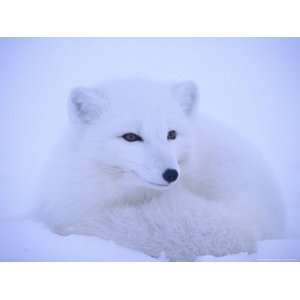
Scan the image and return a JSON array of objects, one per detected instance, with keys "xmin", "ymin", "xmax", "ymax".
[
  {"xmin": 172, "ymin": 81, "xmax": 198, "ymax": 115},
  {"xmin": 69, "ymin": 87, "xmax": 106, "ymax": 125}
]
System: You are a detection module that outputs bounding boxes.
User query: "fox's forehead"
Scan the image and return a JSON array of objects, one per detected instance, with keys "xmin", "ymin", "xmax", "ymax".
[
  {"xmin": 102, "ymin": 106, "xmax": 184, "ymax": 133},
  {"xmin": 94, "ymin": 83, "xmax": 184, "ymax": 127}
]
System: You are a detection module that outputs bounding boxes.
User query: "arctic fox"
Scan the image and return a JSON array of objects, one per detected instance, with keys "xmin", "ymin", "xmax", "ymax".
[{"xmin": 36, "ymin": 78, "xmax": 285, "ymax": 261}]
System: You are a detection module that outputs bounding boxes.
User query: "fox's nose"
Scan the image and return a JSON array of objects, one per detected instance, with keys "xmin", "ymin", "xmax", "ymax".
[{"xmin": 162, "ymin": 169, "xmax": 179, "ymax": 183}]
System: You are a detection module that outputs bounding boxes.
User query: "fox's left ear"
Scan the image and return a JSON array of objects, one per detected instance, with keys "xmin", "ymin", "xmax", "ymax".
[
  {"xmin": 172, "ymin": 81, "xmax": 198, "ymax": 115},
  {"xmin": 69, "ymin": 86, "xmax": 106, "ymax": 125}
]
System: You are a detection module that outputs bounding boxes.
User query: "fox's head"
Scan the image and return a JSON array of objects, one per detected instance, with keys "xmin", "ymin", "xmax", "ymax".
[{"xmin": 69, "ymin": 78, "xmax": 198, "ymax": 190}]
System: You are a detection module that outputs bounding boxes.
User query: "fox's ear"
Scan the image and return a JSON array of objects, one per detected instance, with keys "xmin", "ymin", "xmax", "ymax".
[
  {"xmin": 69, "ymin": 87, "xmax": 105, "ymax": 125},
  {"xmin": 172, "ymin": 81, "xmax": 198, "ymax": 115}
]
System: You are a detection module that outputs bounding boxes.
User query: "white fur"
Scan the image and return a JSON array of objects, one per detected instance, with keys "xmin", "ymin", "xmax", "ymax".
[{"xmin": 35, "ymin": 78, "xmax": 285, "ymax": 261}]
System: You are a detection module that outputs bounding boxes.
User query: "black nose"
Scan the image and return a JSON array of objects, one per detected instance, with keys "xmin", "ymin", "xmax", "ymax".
[{"xmin": 162, "ymin": 169, "xmax": 179, "ymax": 183}]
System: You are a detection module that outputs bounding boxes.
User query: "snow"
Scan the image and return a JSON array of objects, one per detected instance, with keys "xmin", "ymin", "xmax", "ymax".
[
  {"xmin": 0, "ymin": 38, "xmax": 300, "ymax": 261},
  {"xmin": 0, "ymin": 219, "xmax": 154, "ymax": 261},
  {"xmin": 200, "ymin": 240, "xmax": 300, "ymax": 262}
]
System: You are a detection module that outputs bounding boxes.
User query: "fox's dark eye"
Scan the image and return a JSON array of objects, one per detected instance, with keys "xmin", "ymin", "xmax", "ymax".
[
  {"xmin": 122, "ymin": 133, "xmax": 143, "ymax": 142},
  {"xmin": 167, "ymin": 130, "xmax": 177, "ymax": 140}
]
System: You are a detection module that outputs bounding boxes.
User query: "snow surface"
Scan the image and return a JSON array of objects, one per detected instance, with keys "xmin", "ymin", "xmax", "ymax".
[
  {"xmin": 0, "ymin": 219, "xmax": 153, "ymax": 261},
  {"xmin": 0, "ymin": 38, "xmax": 300, "ymax": 261}
]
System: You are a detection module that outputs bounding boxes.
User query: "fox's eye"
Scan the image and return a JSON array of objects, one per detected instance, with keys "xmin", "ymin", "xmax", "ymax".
[
  {"xmin": 167, "ymin": 130, "xmax": 177, "ymax": 140},
  {"xmin": 122, "ymin": 133, "xmax": 143, "ymax": 142}
]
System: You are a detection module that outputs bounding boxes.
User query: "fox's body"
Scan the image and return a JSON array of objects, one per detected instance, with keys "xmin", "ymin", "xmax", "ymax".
[{"xmin": 36, "ymin": 78, "xmax": 285, "ymax": 261}]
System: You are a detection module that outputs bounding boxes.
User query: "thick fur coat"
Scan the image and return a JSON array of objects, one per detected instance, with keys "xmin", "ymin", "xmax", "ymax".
[{"xmin": 36, "ymin": 78, "xmax": 285, "ymax": 261}]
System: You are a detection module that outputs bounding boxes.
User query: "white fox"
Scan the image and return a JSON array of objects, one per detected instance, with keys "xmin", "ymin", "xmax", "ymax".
[{"xmin": 36, "ymin": 78, "xmax": 285, "ymax": 261}]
